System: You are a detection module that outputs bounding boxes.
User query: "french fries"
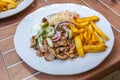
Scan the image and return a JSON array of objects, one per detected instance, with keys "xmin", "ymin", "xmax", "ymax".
[
  {"xmin": 69, "ymin": 25, "xmax": 79, "ymax": 35},
  {"xmin": 90, "ymin": 21, "xmax": 109, "ymax": 40},
  {"xmin": 74, "ymin": 35, "xmax": 84, "ymax": 57},
  {"xmin": 84, "ymin": 44, "xmax": 107, "ymax": 53},
  {"xmin": 0, "ymin": 0, "xmax": 17, "ymax": 12},
  {"xmin": 70, "ymin": 15, "xmax": 109, "ymax": 57},
  {"xmin": 70, "ymin": 20, "xmax": 89, "ymax": 28},
  {"xmin": 76, "ymin": 16, "xmax": 99, "ymax": 22}
]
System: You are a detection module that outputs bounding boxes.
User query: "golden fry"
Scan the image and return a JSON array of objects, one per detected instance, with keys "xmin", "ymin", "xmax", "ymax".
[
  {"xmin": 83, "ymin": 31, "xmax": 88, "ymax": 39},
  {"xmin": 91, "ymin": 32, "xmax": 98, "ymax": 43},
  {"xmin": 93, "ymin": 31, "xmax": 104, "ymax": 42},
  {"xmin": 0, "ymin": 0, "xmax": 17, "ymax": 11},
  {"xmin": 79, "ymin": 28, "xmax": 85, "ymax": 33},
  {"xmin": 70, "ymin": 15, "xmax": 109, "ymax": 56},
  {"xmin": 90, "ymin": 21, "xmax": 109, "ymax": 40},
  {"xmin": 88, "ymin": 24, "xmax": 93, "ymax": 32},
  {"xmin": 78, "ymin": 21, "xmax": 89, "ymax": 27},
  {"xmin": 84, "ymin": 44, "xmax": 107, "ymax": 53},
  {"xmin": 70, "ymin": 20, "xmax": 89, "ymax": 28},
  {"xmin": 80, "ymin": 33, "xmax": 84, "ymax": 44},
  {"xmin": 76, "ymin": 16, "xmax": 99, "ymax": 23},
  {"xmin": 69, "ymin": 25, "xmax": 79, "ymax": 35},
  {"xmin": 86, "ymin": 31, "xmax": 91, "ymax": 43},
  {"xmin": 70, "ymin": 19, "xmax": 80, "ymax": 27},
  {"xmin": 7, "ymin": 3, "xmax": 16, "ymax": 9},
  {"xmin": 74, "ymin": 35, "xmax": 84, "ymax": 57}
]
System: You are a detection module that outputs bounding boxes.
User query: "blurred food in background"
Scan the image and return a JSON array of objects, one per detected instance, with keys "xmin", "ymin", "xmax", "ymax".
[{"xmin": 0, "ymin": 0, "xmax": 22, "ymax": 12}]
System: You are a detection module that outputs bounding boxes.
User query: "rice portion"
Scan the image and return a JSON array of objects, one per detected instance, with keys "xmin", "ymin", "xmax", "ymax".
[{"xmin": 47, "ymin": 10, "xmax": 79, "ymax": 25}]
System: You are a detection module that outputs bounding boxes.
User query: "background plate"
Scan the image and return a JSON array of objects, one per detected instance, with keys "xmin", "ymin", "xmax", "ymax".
[
  {"xmin": 0, "ymin": 0, "xmax": 33, "ymax": 19},
  {"xmin": 14, "ymin": 3, "xmax": 114, "ymax": 75}
]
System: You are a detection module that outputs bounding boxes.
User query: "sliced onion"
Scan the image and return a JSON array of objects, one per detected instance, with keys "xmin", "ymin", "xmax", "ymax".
[
  {"xmin": 52, "ymin": 31, "xmax": 61, "ymax": 42},
  {"xmin": 58, "ymin": 21, "xmax": 76, "ymax": 27},
  {"xmin": 52, "ymin": 33, "xmax": 59, "ymax": 40}
]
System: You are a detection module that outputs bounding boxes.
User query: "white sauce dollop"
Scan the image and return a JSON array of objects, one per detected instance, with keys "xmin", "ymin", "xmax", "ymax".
[{"xmin": 30, "ymin": 21, "xmax": 41, "ymax": 39}]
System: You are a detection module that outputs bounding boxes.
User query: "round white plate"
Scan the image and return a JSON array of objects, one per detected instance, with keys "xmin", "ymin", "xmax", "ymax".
[
  {"xmin": 0, "ymin": 0, "xmax": 33, "ymax": 19},
  {"xmin": 14, "ymin": 3, "xmax": 114, "ymax": 75}
]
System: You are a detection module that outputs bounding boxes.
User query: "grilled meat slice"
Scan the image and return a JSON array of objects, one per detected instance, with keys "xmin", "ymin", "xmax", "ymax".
[
  {"xmin": 54, "ymin": 40, "xmax": 67, "ymax": 47},
  {"xmin": 36, "ymin": 49, "xmax": 44, "ymax": 57},
  {"xmin": 44, "ymin": 45, "xmax": 55, "ymax": 61},
  {"xmin": 56, "ymin": 54, "xmax": 68, "ymax": 60},
  {"xmin": 44, "ymin": 52, "xmax": 55, "ymax": 61}
]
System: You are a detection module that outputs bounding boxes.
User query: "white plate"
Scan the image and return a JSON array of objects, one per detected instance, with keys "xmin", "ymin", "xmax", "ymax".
[
  {"xmin": 14, "ymin": 3, "xmax": 114, "ymax": 75},
  {"xmin": 0, "ymin": 0, "xmax": 33, "ymax": 19}
]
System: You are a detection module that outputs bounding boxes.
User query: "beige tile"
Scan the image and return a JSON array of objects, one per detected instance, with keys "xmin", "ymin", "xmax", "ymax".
[{"xmin": 101, "ymin": 70, "xmax": 120, "ymax": 80}]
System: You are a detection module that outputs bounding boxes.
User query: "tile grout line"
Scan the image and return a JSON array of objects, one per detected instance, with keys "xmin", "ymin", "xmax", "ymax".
[
  {"xmin": 22, "ymin": 72, "xmax": 41, "ymax": 80},
  {"xmin": 111, "ymin": 24, "xmax": 120, "ymax": 33},
  {"xmin": 0, "ymin": 22, "xmax": 19, "ymax": 31},
  {"xmin": 99, "ymin": 0, "xmax": 120, "ymax": 17},
  {"xmin": 0, "ymin": 49, "xmax": 11, "ymax": 80},
  {"xmin": 0, "ymin": 35, "xmax": 15, "ymax": 55},
  {"xmin": 0, "ymin": 35, "xmax": 14, "ymax": 42},
  {"xmin": 99, "ymin": 0, "xmax": 120, "ymax": 33},
  {"xmin": 82, "ymin": 0, "xmax": 93, "ymax": 9},
  {"xmin": 2, "ymin": 48, "xmax": 15, "ymax": 55},
  {"xmin": 7, "ymin": 60, "xmax": 23, "ymax": 69}
]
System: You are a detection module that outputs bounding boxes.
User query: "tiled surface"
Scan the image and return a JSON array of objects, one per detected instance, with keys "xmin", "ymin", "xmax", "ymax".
[
  {"xmin": 0, "ymin": 0, "xmax": 120, "ymax": 80},
  {"xmin": 102, "ymin": 70, "xmax": 120, "ymax": 80},
  {"xmin": 100, "ymin": 0, "xmax": 120, "ymax": 15}
]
